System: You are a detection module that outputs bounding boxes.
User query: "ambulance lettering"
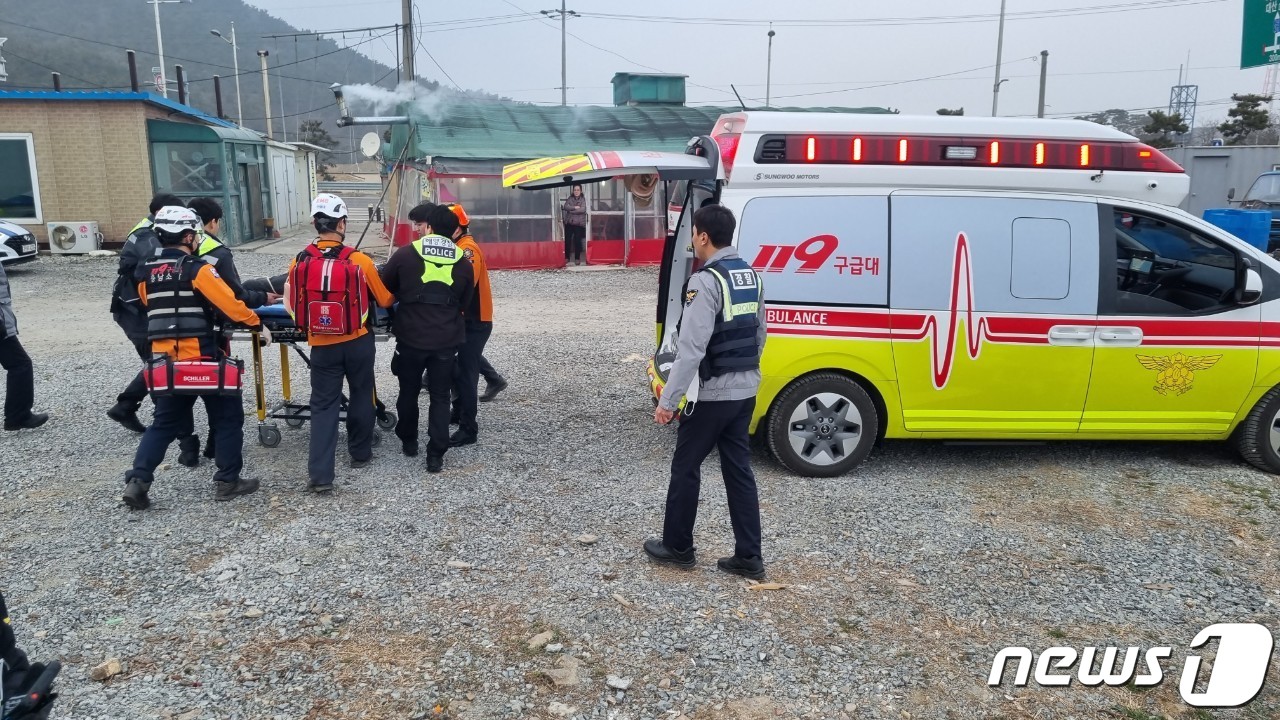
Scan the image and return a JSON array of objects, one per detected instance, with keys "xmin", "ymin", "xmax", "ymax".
[{"xmin": 751, "ymin": 235, "xmax": 838, "ymax": 274}]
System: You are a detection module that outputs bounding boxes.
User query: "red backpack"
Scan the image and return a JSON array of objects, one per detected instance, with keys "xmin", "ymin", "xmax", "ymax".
[{"xmin": 290, "ymin": 244, "xmax": 369, "ymax": 336}]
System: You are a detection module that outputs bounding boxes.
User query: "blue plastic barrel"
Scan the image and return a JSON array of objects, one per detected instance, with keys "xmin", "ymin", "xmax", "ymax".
[{"xmin": 1203, "ymin": 208, "xmax": 1271, "ymax": 251}]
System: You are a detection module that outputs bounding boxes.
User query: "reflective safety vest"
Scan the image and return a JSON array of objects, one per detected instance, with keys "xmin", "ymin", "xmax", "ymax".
[
  {"xmin": 196, "ymin": 234, "xmax": 223, "ymax": 258},
  {"xmin": 142, "ymin": 249, "xmax": 220, "ymax": 357},
  {"xmin": 130, "ymin": 217, "xmax": 152, "ymax": 235},
  {"xmin": 406, "ymin": 234, "xmax": 463, "ymax": 305},
  {"xmin": 698, "ymin": 256, "xmax": 762, "ymax": 380}
]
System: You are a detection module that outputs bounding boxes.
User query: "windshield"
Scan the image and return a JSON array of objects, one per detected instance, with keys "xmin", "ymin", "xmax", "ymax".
[{"xmin": 1244, "ymin": 174, "xmax": 1280, "ymax": 203}]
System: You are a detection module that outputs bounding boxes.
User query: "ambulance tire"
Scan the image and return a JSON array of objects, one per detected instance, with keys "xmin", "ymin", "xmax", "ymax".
[
  {"xmin": 1233, "ymin": 385, "xmax": 1280, "ymax": 474},
  {"xmin": 766, "ymin": 373, "xmax": 878, "ymax": 478}
]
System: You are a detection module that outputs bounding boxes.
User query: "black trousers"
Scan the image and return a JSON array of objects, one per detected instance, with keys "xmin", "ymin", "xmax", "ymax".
[
  {"xmin": 564, "ymin": 223, "xmax": 585, "ymax": 261},
  {"xmin": 307, "ymin": 332, "xmax": 376, "ymax": 485},
  {"xmin": 393, "ymin": 344, "xmax": 456, "ymax": 457},
  {"xmin": 662, "ymin": 397, "xmax": 763, "ymax": 560},
  {"xmin": 125, "ymin": 393, "xmax": 244, "ymax": 485},
  {"xmin": 453, "ymin": 321, "xmax": 492, "ymax": 437},
  {"xmin": 118, "ymin": 339, "xmax": 151, "ymax": 408},
  {"xmin": 479, "ymin": 354, "xmax": 501, "ymax": 384},
  {"xmin": 118, "ymin": 339, "xmax": 195, "ymax": 438},
  {"xmin": 0, "ymin": 335, "xmax": 34, "ymax": 425}
]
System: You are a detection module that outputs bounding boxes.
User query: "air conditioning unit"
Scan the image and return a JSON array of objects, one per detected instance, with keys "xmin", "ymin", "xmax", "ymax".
[{"xmin": 46, "ymin": 222, "xmax": 102, "ymax": 254}]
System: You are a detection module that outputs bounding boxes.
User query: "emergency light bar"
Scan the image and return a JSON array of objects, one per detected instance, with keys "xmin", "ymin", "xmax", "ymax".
[{"xmin": 754, "ymin": 133, "xmax": 1183, "ymax": 173}]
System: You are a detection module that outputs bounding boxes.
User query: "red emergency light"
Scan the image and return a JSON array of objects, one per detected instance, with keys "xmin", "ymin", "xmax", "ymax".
[{"xmin": 752, "ymin": 133, "xmax": 1184, "ymax": 173}]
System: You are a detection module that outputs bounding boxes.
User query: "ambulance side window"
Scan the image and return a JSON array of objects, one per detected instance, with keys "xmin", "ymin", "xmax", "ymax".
[
  {"xmin": 1107, "ymin": 208, "xmax": 1238, "ymax": 315},
  {"xmin": 1010, "ymin": 218, "xmax": 1071, "ymax": 300}
]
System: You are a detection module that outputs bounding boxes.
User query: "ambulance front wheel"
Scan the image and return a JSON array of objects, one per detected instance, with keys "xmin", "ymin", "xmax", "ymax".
[
  {"xmin": 765, "ymin": 373, "xmax": 879, "ymax": 478},
  {"xmin": 1233, "ymin": 385, "xmax": 1280, "ymax": 474},
  {"xmin": 258, "ymin": 425, "xmax": 282, "ymax": 448}
]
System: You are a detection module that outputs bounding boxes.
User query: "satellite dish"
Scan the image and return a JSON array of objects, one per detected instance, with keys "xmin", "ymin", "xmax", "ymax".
[{"xmin": 359, "ymin": 132, "xmax": 381, "ymax": 159}]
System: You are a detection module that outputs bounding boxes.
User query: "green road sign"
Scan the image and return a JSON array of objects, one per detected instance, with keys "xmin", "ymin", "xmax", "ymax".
[{"xmin": 1243, "ymin": 0, "xmax": 1280, "ymax": 69}]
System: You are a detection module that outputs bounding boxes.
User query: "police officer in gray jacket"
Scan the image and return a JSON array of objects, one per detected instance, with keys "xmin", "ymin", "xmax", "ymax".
[
  {"xmin": 644, "ymin": 204, "xmax": 768, "ymax": 579},
  {"xmin": 0, "ymin": 261, "xmax": 48, "ymax": 431}
]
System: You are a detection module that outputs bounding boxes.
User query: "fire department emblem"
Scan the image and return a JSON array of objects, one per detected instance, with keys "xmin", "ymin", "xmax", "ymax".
[{"xmin": 1135, "ymin": 353, "xmax": 1222, "ymax": 396}]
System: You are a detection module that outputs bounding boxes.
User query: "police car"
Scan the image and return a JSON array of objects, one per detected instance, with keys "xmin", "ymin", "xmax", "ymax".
[
  {"xmin": 505, "ymin": 113, "xmax": 1280, "ymax": 478},
  {"xmin": 0, "ymin": 220, "xmax": 39, "ymax": 265}
]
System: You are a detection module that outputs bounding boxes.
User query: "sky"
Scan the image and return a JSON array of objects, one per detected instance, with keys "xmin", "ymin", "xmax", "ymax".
[{"xmin": 245, "ymin": 0, "xmax": 1259, "ymax": 126}]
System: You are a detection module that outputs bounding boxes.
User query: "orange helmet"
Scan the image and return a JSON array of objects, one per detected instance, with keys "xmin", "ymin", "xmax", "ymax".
[{"xmin": 447, "ymin": 203, "xmax": 470, "ymax": 228}]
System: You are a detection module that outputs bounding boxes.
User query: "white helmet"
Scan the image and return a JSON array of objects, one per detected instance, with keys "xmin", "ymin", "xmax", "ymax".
[
  {"xmin": 311, "ymin": 193, "xmax": 347, "ymax": 219},
  {"xmin": 153, "ymin": 206, "xmax": 201, "ymax": 237}
]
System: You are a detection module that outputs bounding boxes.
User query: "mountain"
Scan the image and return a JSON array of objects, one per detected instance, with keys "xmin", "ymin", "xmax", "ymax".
[{"xmin": 0, "ymin": 0, "xmax": 424, "ymax": 153}]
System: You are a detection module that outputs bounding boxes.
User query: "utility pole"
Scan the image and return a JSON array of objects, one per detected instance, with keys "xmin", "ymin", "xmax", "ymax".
[
  {"xmin": 147, "ymin": 0, "xmax": 181, "ymax": 98},
  {"xmin": 278, "ymin": 66, "xmax": 286, "ymax": 142},
  {"xmin": 540, "ymin": 2, "xmax": 579, "ymax": 105},
  {"xmin": 1037, "ymin": 50, "xmax": 1048, "ymax": 118},
  {"xmin": 258, "ymin": 49, "xmax": 273, "ymax": 139},
  {"xmin": 766, "ymin": 25, "xmax": 775, "ymax": 108},
  {"xmin": 401, "ymin": 0, "xmax": 414, "ymax": 81},
  {"xmin": 991, "ymin": 0, "xmax": 1007, "ymax": 116}
]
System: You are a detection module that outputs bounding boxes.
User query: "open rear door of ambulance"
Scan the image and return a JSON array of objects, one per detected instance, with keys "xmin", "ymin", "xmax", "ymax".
[{"xmin": 503, "ymin": 136, "xmax": 724, "ymax": 405}]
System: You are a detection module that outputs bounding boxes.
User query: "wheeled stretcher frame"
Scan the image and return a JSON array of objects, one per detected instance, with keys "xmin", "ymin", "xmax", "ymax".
[{"xmin": 228, "ymin": 304, "xmax": 398, "ymax": 448}]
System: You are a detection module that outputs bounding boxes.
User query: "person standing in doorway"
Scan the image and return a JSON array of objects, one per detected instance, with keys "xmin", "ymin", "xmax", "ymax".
[{"xmin": 562, "ymin": 184, "xmax": 587, "ymax": 266}]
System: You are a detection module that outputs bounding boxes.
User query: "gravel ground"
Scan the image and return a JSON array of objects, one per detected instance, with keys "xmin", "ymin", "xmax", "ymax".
[{"xmin": 1, "ymin": 253, "xmax": 1279, "ymax": 720}]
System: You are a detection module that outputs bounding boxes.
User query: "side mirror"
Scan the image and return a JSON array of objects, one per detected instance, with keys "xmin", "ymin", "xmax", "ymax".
[
  {"xmin": 1240, "ymin": 268, "xmax": 1263, "ymax": 305},
  {"xmin": 1228, "ymin": 188, "xmax": 1237, "ymax": 201}
]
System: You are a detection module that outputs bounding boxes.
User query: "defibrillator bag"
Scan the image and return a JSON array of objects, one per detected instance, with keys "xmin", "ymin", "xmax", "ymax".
[{"xmin": 143, "ymin": 356, "xmax": 244, "ymax": 396}]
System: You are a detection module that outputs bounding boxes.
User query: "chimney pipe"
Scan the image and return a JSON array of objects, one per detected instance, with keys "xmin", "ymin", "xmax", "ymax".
[
  {"xmin": 330, "ymin": 83, "xmax": 410, "ymax": 127},
  {"xmin": 51, "ymin": 73, "xmax": 61, "ymax": 91},
  {"xmin": 127, "ymin": 50, "xmax": 139, "ymax": 92},
  {"xmin": 175, "ymin": 64, "xmax": 186, "ymax": 104},
  {"xmin": 214, "ymin": 75, "xmax": 225, "ymax": 119}
]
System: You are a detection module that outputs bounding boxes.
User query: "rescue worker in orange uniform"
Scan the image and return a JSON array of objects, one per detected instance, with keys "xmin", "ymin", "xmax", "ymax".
[
  {"xmin": 287, "ymin": 194, "xmax": 395, "ymax": 492},
  {"xmin": 444, "ymin": 202, "xmax": 502, "ymax": 446},
  {"xmin": 122, "ymin": 206, "xmax": 267, "ymax": 510}
]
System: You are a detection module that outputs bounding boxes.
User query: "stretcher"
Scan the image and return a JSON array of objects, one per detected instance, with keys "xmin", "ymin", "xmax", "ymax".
[{"xmin": 227, "ymin": 303, "xmax": 397, "ymax": 448}]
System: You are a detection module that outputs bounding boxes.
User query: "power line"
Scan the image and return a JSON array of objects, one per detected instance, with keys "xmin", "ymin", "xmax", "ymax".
[
  {"xmin": 0, "ymin": 19, "xmax": 395, "ymax": 87},
  {"xmin": 576, "ymin": 0, "xmax": 1225, "ymax": 27},
  {"xmin": 413, "ymin": 2, "xmax": 462, "ymax": 90},
  {"xmin": 496, "ymin": 0, "xmax": 754, "ymax": 103}
]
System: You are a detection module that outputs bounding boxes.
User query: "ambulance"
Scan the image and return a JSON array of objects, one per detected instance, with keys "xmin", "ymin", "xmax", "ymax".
[{"xmin": 504, "ymin": 112, "xmax": 1280, "ymax": 478}]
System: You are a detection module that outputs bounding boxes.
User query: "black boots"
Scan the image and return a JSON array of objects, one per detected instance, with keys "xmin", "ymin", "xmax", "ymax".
[
  {"xmin": 643, "ymin": 539, "xmax": 696, "ymax": 568},
  {"xmin": 3, "ymin": 413, "xmax": 48, "ymax": 432},
  {"xmin": 717, "ymin": 555, "xmax": 766, "ymax": 580},
  {"xmin": 106, "ymin": 402, "xmax": 145, "ymax": 433},
  {"xmin": 480, "ymin": 376, "xmax": 508, "ymax": 402},
  {"xmin": 177, "ymin": 435, "xmax": 200, "ymax": 468},
  {"xmin": 122, "ymin": 479, "xmax": 151, "ymax": 510},
  {"xmin": 214, "ymin": 478, "xmax": 260, "ymax": 501}
]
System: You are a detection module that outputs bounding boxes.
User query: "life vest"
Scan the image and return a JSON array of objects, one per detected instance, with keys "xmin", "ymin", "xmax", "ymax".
[
  {"xmin": 404, "ymin": 234, "xmax": 463, "ymax": 305},
  {"xmin": 142, "ymin": 250, "xmax": 220, "ymax": 357},
  {"xmin": 289, "ymin": 242, "xmax": 370, "ymax": 337},
  {"xmin": 698, "ymin": 256, "xmax": 762, "ymax": 380}
]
